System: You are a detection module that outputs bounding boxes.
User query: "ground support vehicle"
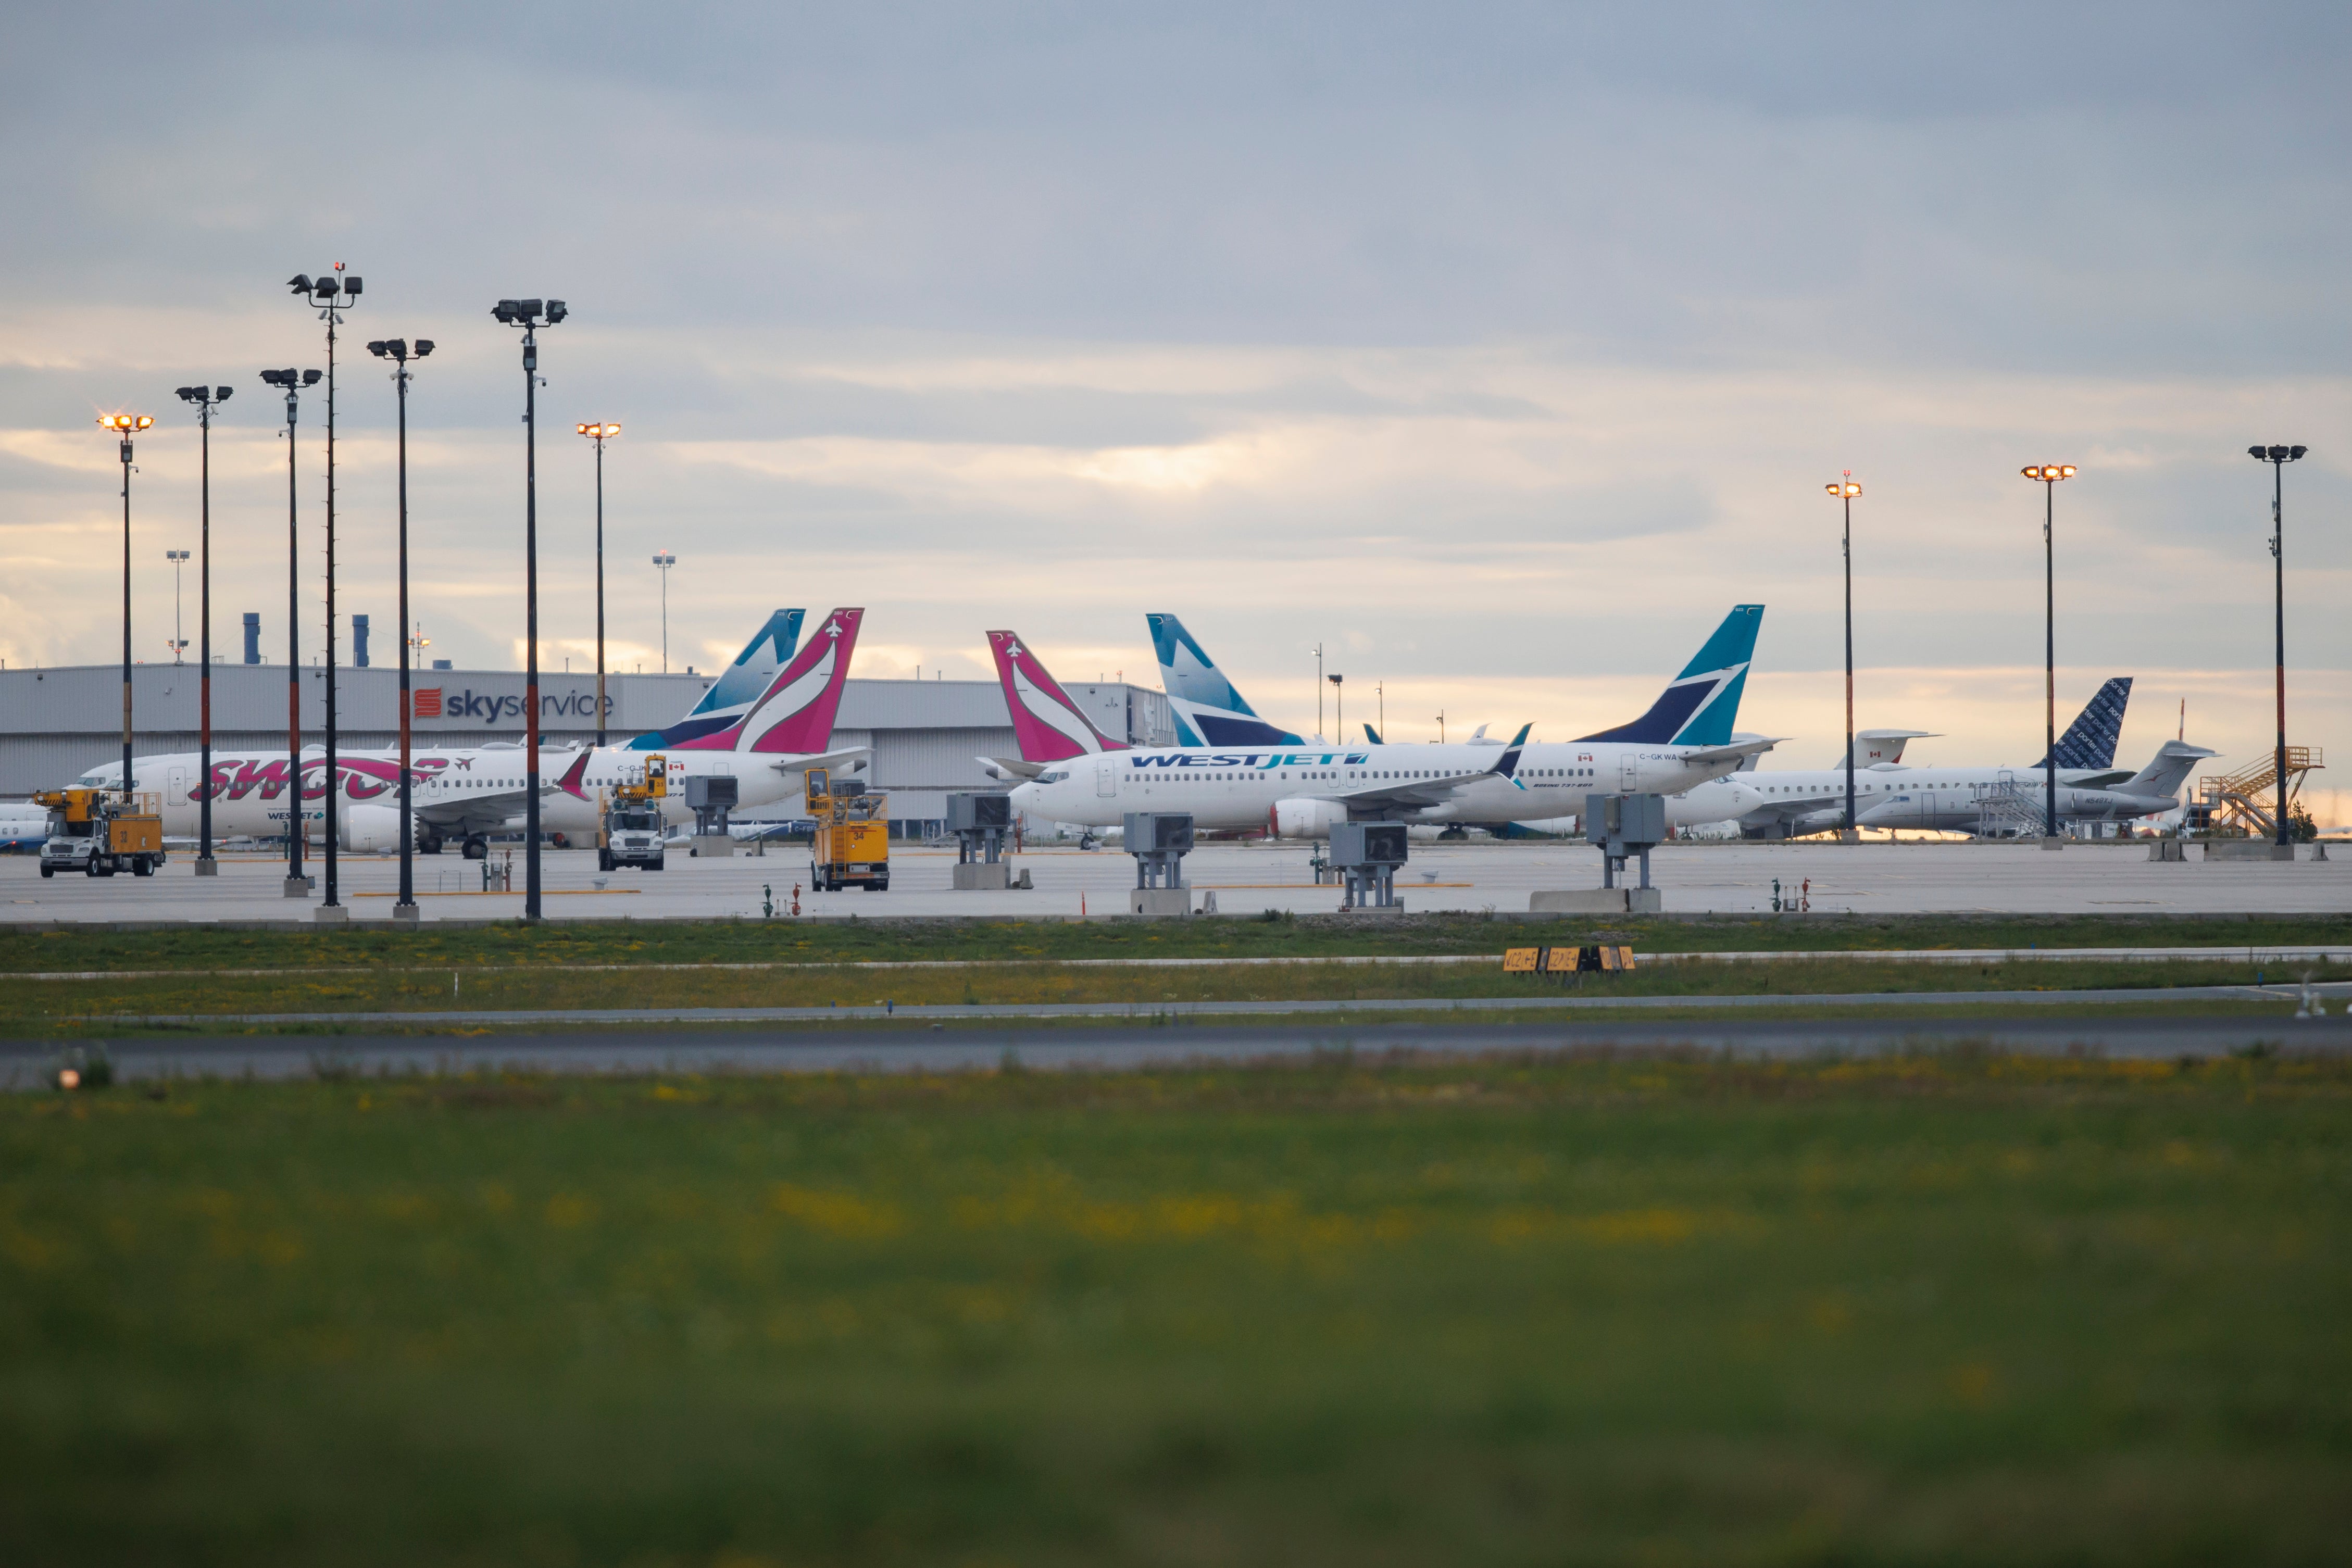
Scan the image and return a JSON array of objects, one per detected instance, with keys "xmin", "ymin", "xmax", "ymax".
[
  {"xmin": 598, "ymin": 757, "xmax": 669, "ymax": 872},
  {"xmin": 35, "ymin": 789, "xmax": 166, "ymax": 879},
  {"xmin": 807, "ymin": 767, "xmax": 889, "ymax": 892}
]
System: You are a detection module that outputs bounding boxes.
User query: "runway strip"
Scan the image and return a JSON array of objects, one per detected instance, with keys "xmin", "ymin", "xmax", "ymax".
[
  {"xmin": 74, "ymin": 980, "xmax": 2352, "ymax": 1031},
  {"xmin": 8, "ymin": 1012, "xmax": 2347, "ymax": 1086}
]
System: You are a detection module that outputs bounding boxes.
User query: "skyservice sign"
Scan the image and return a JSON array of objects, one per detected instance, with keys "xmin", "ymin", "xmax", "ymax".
[{"xmin": 408, "ymin": 687, "xmax": 614, "ymax": 728}]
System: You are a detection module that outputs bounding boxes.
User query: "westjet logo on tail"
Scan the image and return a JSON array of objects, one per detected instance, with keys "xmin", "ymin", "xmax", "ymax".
[{"xmin": 1576, "ymin": 605, "xmax": 1764, "ymax": 748}]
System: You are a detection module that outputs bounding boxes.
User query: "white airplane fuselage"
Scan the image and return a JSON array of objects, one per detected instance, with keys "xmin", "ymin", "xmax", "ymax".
[
  {"xmin": 1011, "ymin": 741, "xmax": 1757, "ymax": 834},
  {"xmin": 70, "ymin": 745, "xmax": 798, "ymax": 845}
]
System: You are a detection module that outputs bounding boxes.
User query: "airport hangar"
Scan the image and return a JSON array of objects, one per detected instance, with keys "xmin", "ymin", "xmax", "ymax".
[{"xmin": 0, "ymin": 657, "xmax": 1177, "ymax": 835}]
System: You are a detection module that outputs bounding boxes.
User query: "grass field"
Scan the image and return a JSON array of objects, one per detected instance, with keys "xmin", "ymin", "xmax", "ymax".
[
  {"xmin": 1, "ymin": 952, "xmax": 2338, "ymax": 1037},
  {"xmin": 4, "ymin": 909, "xmax": 2349, "ymax": 975},
  {"xmin": 4, "ymin": 1052, "xmax": 2348, "ymax": 1565},
  {"xmin": 4, "ymin": 912, "xmax": 2345, "ymax": 1038}
]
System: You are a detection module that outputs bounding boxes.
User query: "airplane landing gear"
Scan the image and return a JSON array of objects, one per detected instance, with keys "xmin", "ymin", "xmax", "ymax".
[
  {"xmin": 418, "ymin": 831, "xmax": 444, "ymax": 856},
  {"xmin": 461, "ymin": 836, "xmax": 490, "ymax": 861}
]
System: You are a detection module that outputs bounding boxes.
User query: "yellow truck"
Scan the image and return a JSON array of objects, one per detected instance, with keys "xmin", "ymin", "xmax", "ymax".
[
  {"xmin": 36, "ymin": 788, "xmax": 166, "ymax": 879},
  {"xmin": 806, "ymin": 767, "xmax": 888, "ymax": 892},
  {"xmin": 598, "ymin": 754, "xmax": 668, "ymax": 872}
]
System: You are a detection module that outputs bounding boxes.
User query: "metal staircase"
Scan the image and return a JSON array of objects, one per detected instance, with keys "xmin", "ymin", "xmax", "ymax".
[
  {"xmin": 1970, "ymin": 775, "xmax": 2046, "ymax": 839},
  {"xmin": 2196, "ymin": 747, "xmax": 2323, "ymax": 837}
]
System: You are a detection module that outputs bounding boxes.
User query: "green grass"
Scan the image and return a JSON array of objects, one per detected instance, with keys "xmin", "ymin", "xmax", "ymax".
[
  {"xmin": 4, "ymin": 909, "xmax": 2349, "ymax": 976},
  {"xmin": 4, "ymin": 1053, "xmax": 2348, "ymax": 1565},
  {"xmin": 4, "ymin": 953, "xmax": 2341, "ymax": 1036}
]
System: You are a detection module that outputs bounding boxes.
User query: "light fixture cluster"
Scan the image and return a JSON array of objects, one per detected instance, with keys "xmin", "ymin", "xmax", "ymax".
[
  {"xmin": 96, "ymin": 413, "xmax": 153, "ymax": 432},
  {"xmin": 577, "ymin": 422, "xmax": 620, "ymax": 439},
  {"xmin": 2020, "ymin": 465, "xmax": 2076, "ymax": 481},
  {"xmin": 1825, "ymin": 481, "xmax": 1861, "ymax": 498}
]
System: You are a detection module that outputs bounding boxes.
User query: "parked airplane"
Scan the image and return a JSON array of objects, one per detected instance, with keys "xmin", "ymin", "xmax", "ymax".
[
  {"xmin": 1146, "ymin": 613, "xmax": 1302, "ymax": 747},
  {"xmin": 1668, "ymin": 676, "xmax": 2147, "ymax": 838},
  {"xmin": 65, "ymin": 609, "xmax": 869, "ymax": 857},
  {"xmin": 1857, "ymin": 739, "xmax": 2215, "ymax": 836},
  {"xmin": 996, "ymin": 606, "xmax": 1777, "ymax": 836},
  {"xmin": 0, "ymin": 802, "xmax": 51, "ymax": 852},
  {"xmin": 625, "ymin": 608, "xmax": 802, "ymax": 749}
]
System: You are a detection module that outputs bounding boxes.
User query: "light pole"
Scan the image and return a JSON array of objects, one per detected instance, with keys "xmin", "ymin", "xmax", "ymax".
[
  {"xmin": 165, "ymin": 550, "xmax": 190, "ymax": 661},
  {"xmin": 2248, "ymin": 444, "xmax": 2308, "ymax": 848},
  {"xmin": 1312, "ymin": 642, "xmax": 1325, "ymax": 739},
  {"xmin": 1328, "ymin": 672, "xmax": 1343, "ymax": 745},
  {"xmin": 652, "ymin": 551, "xmax": 676, "ymax": 674},
  {"xmin": 288, "ymin": 268, "xmax": 361, "ymax": 914},
  {"xmin": 368, "ymin": 337, "xmax": 434, "ymax": 918},
  {"xmin": 173, "ymin": 384, "xmax": 231, "ymax": 875},
  {"xmin": 578, "ymin": 423, "xmax": 621, "ymax": 744},
  {"xmin": 1825, "ymin": 476, "xmax": 1862, "ymax": 841},
  {"xmin": 2020, "ymin": 464, "xmax": 2076, "ymax": 846},
  {"xmin": 96, "ymin": 413, "xmax": 153, "ymax": 807},
  {"xmin": 261, "ymin": 367, "xmax": 322, "ymax": 895},
  {"xmin": 493, "ymin": 297, "xmax": 568, "ymax": 922}
]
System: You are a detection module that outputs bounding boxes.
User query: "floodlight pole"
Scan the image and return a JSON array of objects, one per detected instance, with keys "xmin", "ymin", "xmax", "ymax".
[
  {"xmin": 167, "ymin": 550, "xmax": 187, "ymax": 663},
  {"xmin": 2019, "ymin": 465, "xmax": 2073, "ymax": 845},
  {"xmin": 1825, "ymin": 476, "xmax": 1861, "ymax": 841},
  {"xmin": 371, "ymin": 337, "xmax": 431, "ymax": 917},
  {"xmin": 653, "ymin": 551, "xmax": 675, "ymax": 674},
  {"xmin": 2252, "ymin": 445, "xmax": 2307, "ymax": 847},
  {"xmin": 176, "ymin": 385, "xmax": 232, "ymax": 873},
  {"xmin": 270, "ymin": 372, "xmax": 310, "ymax": 895},
  {"xmin": 114, "ymin": 428, "xmax": 136, "ymax": 806},
  {"xmin": 2042, "ymin": 478, "xmax": 2055, "ymax": 841},
  {"xmin": 293, "ymin": 266, "xmax": 360, "ymax": 912},
  {"xmin": 579, "ymin": 424, "xmax": 619, "ymax": 745},
  {"xmin": 495, "ymin": 297, "xmax": 566, "ymax": 922}
]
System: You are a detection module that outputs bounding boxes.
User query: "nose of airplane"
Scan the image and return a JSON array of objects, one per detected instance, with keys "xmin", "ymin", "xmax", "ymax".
[{"xmin": 1009, "ymin": 781, "xmax": 1039, "ymax": 812}]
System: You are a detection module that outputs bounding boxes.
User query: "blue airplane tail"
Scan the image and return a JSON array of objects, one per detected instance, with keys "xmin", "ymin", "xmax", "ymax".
[
  {"xmin": 1147, "ymin": 612, "xmax": 1303, "ymax": 747},
  {"xmin": 2032, "ymin": 676, "xmax": 2131, "ymax": 771},
  {"xmin": 1575, "ymin": 605, "xmax": 1763, "ymax": 748},
  {"xmin": 625, "ymin": 609, "xmax": 804, "ymax": 750}
]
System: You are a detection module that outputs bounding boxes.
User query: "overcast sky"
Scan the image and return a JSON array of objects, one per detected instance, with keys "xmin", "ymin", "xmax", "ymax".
[{"xmin": 5, "ymin": 4, "xmax": 2346, "ymax": 810}]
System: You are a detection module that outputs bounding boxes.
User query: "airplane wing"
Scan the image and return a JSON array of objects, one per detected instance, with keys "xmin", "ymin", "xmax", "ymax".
[
  {"xmin": 978, "ymin": 756, "xmax": 1047, "ymax": 781},
  {"xmin": 415, "ymin": 749, "xmax": 594, "ymax": 832},
  {"xmin": 1684, "ymin": 736, "xmax": 1787, "ymax": 767},
  {"xmin": 767, "ymin": 747, "xmax": 869, "ymax": 777},
  {"xmin": 1328, "ymin": 725, "xmax": 1531, "ymax": 810}
]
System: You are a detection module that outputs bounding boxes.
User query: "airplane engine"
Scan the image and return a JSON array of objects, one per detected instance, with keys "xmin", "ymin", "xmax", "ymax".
[
  {"xmin": 1270, "ymin": 797, "xmax": 1349, "ymax": 841},
  {"xmin": 337, "ymin": 804, "xmax": 404, "ymax": 853}
]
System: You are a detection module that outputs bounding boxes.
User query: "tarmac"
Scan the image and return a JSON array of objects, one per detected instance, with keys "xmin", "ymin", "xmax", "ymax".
[{"xmin": 0, "ymin": 838, "xmax": 2344, "ymax": 924}]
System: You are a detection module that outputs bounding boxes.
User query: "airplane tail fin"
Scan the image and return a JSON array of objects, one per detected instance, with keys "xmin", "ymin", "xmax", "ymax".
[
  {"xmin": 1576, "ymin": 605, "xmax": 1763, "ymax": 747},
  {"xmin": 2033, "ymin": 677, "xmax": 2132, "ymax": 771},
  {"xmin": 1146, "ymin": 612, "xmax": 1301, "ymax": 746},
  {"xmin": 2118, "ymin": 738, "xmax": 2216, "ymax": 801},
  {"xmin": 988, "ymin": 630, "xmax": 1129, "ymax": 761},
  {"xmin": 1363, "ymin": 722, "xmax": 1383, "ymax": 745},
  {"xmin": 668, "ymin": 608, "xmax": 862, "ymax": 754},
  {"xmin": 625, "ymin": 608, "xmax": 804, "ymax": 750},
  {"xmin": 1838, "ymin": 729, "xmax": 1938, "ymax": 769}
]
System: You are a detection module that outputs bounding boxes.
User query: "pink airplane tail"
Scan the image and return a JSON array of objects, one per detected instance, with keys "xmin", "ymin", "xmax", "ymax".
[
  {"xmin": 673, "ymin": 607, "xmax": 865, "ymax": 754},
  {"xmin": 986, "ymin": 629, "xmax": 1128, "ymax": 762}
]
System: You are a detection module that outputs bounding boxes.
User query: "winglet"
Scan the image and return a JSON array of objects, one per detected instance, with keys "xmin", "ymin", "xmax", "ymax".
[{"xmin": 554, "ymin": 746, "xmax": 593, "ymax": 799}]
